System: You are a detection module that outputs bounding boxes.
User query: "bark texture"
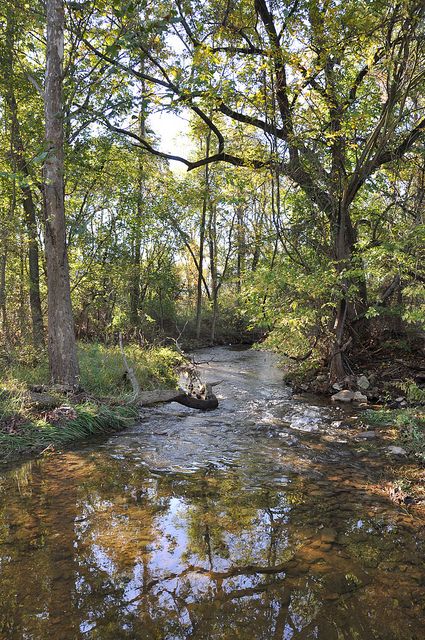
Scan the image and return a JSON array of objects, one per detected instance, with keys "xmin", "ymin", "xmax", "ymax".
[{"xmin": 44, "ymin": 0, "xmax": 79, "ymax": 386}]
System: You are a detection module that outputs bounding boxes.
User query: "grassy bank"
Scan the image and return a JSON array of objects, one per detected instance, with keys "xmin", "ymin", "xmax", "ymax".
[
  {"xmin": 0, "ymin": 342, "xmax": 182, "ymax": 462},
  {"xmin": 365, "ymin": 408, "xmax": 425, "ymax": 461}
]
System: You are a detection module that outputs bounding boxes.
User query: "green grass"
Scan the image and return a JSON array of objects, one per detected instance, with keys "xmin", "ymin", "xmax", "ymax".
[
  {"xmin": 0, "ymin": 341, "xmax": 183, "ymax": 462},
  {"xmin": 0, "ymin": 403, "xmax": 137, "ymax": 461},
  {"xmin": 1, "ymin": 342, "xmax": 182, "ymax": 396},
  {"xmin": 365, "ymin": 408, "xmax": 425, "ymax": 460}
]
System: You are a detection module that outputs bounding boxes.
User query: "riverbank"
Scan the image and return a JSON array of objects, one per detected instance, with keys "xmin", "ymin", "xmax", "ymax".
[
  {"xmin": 0, "ymin": 342, "xmax": 182, "ymax": 462},
  {"xmin": 281, "ymin": 340, "xmax": 425, "ymax": 466}
]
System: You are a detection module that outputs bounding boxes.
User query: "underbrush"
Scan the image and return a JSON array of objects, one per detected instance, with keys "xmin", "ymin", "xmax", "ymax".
[{"xmin": 365, "ymin": 408, "xmax": 425, "ymax": 460}]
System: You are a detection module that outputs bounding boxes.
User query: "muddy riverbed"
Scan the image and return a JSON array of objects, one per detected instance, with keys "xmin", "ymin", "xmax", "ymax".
[{"xmin": 0, "ymin": 347, "xmax": 424, "ymax": 639}]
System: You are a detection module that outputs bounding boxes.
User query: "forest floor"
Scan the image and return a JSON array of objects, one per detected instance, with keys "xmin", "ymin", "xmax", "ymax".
[{"xmin": 0, "ymin": 342, "xmax": 183, "ymax": 463}]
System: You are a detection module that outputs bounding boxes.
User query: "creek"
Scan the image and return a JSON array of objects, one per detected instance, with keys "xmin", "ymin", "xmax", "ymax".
[{"xmin": 0, "ymin": 346, "xmax": 424, "ymax": 639}]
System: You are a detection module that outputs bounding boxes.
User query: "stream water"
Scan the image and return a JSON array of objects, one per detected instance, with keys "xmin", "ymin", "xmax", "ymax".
[{"xmin": 0, "ymin": 346, "xmax": 424, "ymax": 639}]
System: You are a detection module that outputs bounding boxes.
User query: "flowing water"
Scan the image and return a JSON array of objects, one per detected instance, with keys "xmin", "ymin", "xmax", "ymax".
[{"xmin": 0, "ymin": 347, "xmax": 424, "ymax": 639}]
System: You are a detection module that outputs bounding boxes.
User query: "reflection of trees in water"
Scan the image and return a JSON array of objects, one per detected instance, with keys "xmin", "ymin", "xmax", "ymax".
[
  {"xmin": 72, "ymin": 458, "xmax": 308, "ymax": 638},
  {"xmin": 0, "ymin": 452, "xmax": 424, "ymax": 639},
  {"xmin": 0, "ymin": 455, "xmax": 84, "ymax": 639}
]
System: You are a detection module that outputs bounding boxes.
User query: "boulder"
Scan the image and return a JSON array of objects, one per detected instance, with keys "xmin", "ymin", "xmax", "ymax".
[
  {"xmin": 356, "ymin": 431, "xmax": 376, "ymax": 439},
  {"xmin": 331, "ymin": 390, "xmax": 354, "ymax": 403},
  {"xmin": 24, "ymin": 391, "xmax": 61, "ymax": 410}
]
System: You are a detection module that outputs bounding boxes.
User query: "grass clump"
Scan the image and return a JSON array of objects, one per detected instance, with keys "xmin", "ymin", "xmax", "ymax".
[
  {"xmin": 0, "ymin": 402, "xmax": 137, "ymax": 462},
  {"xmin": 365, "ymin": 408, "xmax": 425, "ymax": 460},
  {"xmin": 78, "ymin": 343, "xmax": 182, "ymax": 395}
]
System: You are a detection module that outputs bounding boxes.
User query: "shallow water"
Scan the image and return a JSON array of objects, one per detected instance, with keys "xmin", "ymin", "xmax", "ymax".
[{"xmin": 0, "ymin": 347, "xmax": 424, "ymax": 639}]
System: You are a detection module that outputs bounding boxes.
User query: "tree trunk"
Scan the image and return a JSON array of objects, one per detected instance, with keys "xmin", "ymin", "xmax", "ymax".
[
  {"xmin": 129, "ymin": 87, "xmax": 146, "ymax": 328},
  {"xmin": 129, "ymin": 224, "xmax": 141, "ymax": 327},
  {"xmin": 0, "ymin": 252, "xmax": 7, "ymax": 338},
  {"xmin": 44, "ymin": 0, "xmax": 79, "ymax": 386},
  {"xmin": 18, "ymin": 232, "xmax": 26, "ymax": 337},
  {"xmin": 4, "ymin": 8, "xmax": 44, "ymax": 347},
  {"xmin": 236, "ymin": 205, "xmax": 245, "ymax": 294},
  {"xmin": 329, "ymin": 203, "xmax": 355, "ymax": 381},
  {"xmin": 195, "ymin": 133, "xmax": 211, "ymax": 339},
  {"xmin": 208, "ymin": 204, "xmax": 218, "ymax": 342},
  {"xmin": 22, "ymin": 186, "xmax": 45, "ymax": 348}
]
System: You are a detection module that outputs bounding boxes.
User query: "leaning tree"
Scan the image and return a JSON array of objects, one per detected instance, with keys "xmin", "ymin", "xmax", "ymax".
[{"xmin": 73, "ymin": 0, "xmax": 425, "ymax": 378}]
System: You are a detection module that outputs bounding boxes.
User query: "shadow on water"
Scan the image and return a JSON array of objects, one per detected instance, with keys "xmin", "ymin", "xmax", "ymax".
[{"xmin": 0, "ymin": 347, "xmax": 424, "ymax": 639}]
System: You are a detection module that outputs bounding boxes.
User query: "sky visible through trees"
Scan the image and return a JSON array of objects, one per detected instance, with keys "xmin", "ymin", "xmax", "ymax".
[{"xmin": 0, "ymin": 0, "xmax": 423, "ymax": 385}]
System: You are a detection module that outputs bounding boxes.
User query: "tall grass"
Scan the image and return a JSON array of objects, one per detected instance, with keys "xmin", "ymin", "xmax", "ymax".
[
  {"xmin": 0, "ymin": 341, "xmax": 182, "ymax": 461},
  {"xmin": 1, "ymin": 342, "xmax": 182, "ymax": 396}
]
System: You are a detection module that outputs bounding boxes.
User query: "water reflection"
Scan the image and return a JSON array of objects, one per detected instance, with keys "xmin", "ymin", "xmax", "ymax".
[
  {"xmin": 0, "ymin": 451, "xmax": 424, "ymax": 640},
  {"xmin": 0, "ymin": 348, "xmax": 424, "ymax": 639}
]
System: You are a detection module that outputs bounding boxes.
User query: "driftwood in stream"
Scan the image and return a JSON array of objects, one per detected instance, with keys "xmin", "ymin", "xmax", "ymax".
[
  {"xmin": 137, "ymin": 386, "xmax": 219, "ymax": 410},
  {"xmin": 119, "ymin": 333, "xmax": 220, "ymax": 410}
]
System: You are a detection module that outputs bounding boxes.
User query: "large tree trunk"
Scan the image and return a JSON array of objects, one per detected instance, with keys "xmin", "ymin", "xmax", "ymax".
[
  {"xmin": 329, "ymin": 198, "xmax": 371, "ymax": 381},
  {"xmin": 44, "ymin": 0, "xmax": 79, "ymax": 386},
  {"xmin": 329, "ymin": 203, "xmax": 363, "ymax": 381}
]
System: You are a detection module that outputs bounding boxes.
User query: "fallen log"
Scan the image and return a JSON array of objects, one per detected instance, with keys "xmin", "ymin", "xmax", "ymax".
[
  {"xmin": 174, "ymin": 393, "xmax": 218, "ymax": 410},
  {"xmin": 136, "ymin": 387, "xmax": 219, "ymax": 410},
  {"xmin": 118, "ymin": 334, "xmax": 220, "ymax": 410}
]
